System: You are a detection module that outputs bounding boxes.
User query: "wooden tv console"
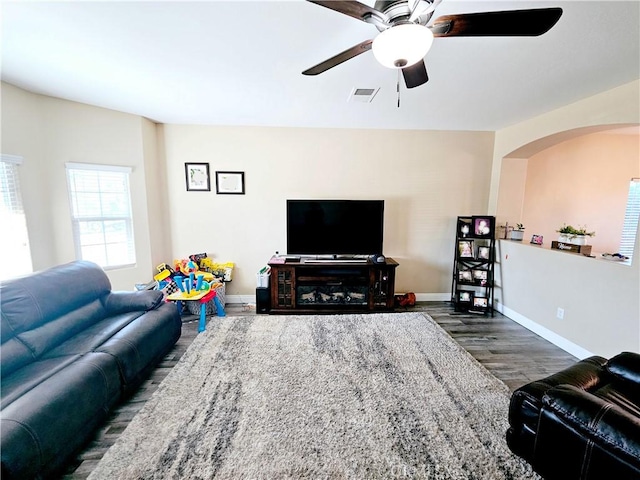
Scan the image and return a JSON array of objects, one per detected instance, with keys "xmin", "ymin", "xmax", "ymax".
[{"xmin": 267, "ymin": 257, "xmax": 399, "ymax": 314}]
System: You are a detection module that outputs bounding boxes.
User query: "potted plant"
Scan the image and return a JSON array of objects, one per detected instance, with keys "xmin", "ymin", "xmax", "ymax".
[
  {"xmin": 571, "ymin": 226, "xmax": 595, "ymax": 245},
  {"xmin": 510, "ymin": 223, "xmax": 525, "ymax": 241},
  {"xmin": 556, "ymin": 224, "xmax": 595, "ymax": 245},
  {"xmin": 557, "ymin": 224, "xmax": 576, "ymax": 243}
]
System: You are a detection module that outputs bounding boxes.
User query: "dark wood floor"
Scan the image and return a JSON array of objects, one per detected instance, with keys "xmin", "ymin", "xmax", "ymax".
[{"xmin": 60, "ymin": 302, "xmax": 577, "ymax": 479}]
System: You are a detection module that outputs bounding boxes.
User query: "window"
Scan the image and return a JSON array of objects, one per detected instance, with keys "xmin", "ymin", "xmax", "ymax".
[
  {"xmin": 0, "ymin": 154, "xmax": 33, "ymax": 280},
  {"xmin": 66, "ymin": 163, "xmax": 135, "ymax": 268},
  {"xmin": 619, "ymin": 178, "xmax": 640, "ymax": 260}
]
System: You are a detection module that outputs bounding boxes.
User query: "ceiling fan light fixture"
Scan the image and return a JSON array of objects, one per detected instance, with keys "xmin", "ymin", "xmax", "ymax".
[{"xmin": 372, "ymin": 24, "xmax": 434, "ymax": 69}]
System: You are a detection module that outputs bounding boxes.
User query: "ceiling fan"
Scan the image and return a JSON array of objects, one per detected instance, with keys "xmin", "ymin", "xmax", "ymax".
[{"xmin": 302, "ymin": 0, "xmax": 563, "ymax": 89}]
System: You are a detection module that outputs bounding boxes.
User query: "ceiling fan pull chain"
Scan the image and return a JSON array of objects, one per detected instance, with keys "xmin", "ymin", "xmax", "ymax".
[{"xmin": 397, "ymin": 69, "xmax": 401, "ymax": 108}]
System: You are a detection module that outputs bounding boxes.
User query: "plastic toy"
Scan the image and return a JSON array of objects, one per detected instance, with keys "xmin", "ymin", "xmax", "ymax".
[{"xmin": 166, "ymin": 274, "xmax": 225, "ymax": 332}]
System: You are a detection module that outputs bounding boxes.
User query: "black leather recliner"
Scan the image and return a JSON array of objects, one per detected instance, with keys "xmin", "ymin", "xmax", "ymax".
[{"xmin": 507, "ymin": 352, "xmax": 640, "ymax": 479}]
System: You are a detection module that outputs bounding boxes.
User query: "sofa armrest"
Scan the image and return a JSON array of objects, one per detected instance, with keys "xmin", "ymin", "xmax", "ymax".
[
  {"xmin": 506, "ymin": 356, "xmax": 607, "ymax": 459},
  {"xmin": 103, "ymin": 290, "xmax": 164, "ymax": 315},
  {"xmin": 533, "ymin": 384, "xmax": 640, "ymax": 478},
  {"xmin": 606, "ymin": 352, "xmax": 640, "ymax": 386},
  {"xmin": 509, "ymin": 355, "xmax": 607, "ymax": 424}
]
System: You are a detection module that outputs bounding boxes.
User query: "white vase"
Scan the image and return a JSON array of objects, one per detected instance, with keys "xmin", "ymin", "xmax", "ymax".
[
  {"xmin": 570, "ymin": 235, "xmax": 586, "ymax": 246},
  {"xmin": 558, "ymin": 234, "xmax": 570, "ymax": 243},
  {"xmin": 510, "ymin": 230, "xmax": 524, "ymax": 241}
]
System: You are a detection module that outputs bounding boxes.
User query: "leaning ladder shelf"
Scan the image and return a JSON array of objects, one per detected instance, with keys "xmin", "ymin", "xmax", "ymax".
[{"xmin": 451, "ymin": 215, "xmax": 496, "ymax": 316}]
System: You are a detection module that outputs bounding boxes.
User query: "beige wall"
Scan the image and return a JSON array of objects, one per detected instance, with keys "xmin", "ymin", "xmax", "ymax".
[
  {"xmin": 491, "ymin": 80, "xmax": 640, "ymax": 358},
  {"xmin": 3, "ymin": 77, "xmax": 638, "ymax": 357},
  {"xmin": 521, "ymin": 131, "xmax": 639, "ymax": 253},
  {"xmin": 0, "ymin": 82, "xmax": 165, "ymax": 290},
  {"xmin": 1, "ymin": 83, "xmax": 53, "ymax": 269},
  {"xmin": 160, "ymin": 125, "xmax": 495, "ymax": 298},
  {"xmin": 495, "ymin": 157, "xmax": 528, "ymax": 235},
  {"xmin": 498, "ymin": 239, "xmax": 639, "ymax": 358}
]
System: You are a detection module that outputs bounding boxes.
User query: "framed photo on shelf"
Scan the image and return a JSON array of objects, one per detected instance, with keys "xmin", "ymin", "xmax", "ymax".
[
  {"xmin": 458, "ymin": 291, "xmax": 473, "ymax": 303},
  {"xmin": 457, "ymin": 218, "xmax": 472, "ymax": 238},
  {"xmin": 477, "ymin": 245, "xmax": 491, "ymax": 260},
  {"xmin": 458, "ymin": 270, "xmax": 473, "ymax": 284},
  {"xmin": 458, "ymin": 240, "xmax": 475, "ymax": 258},
  {"xmin": 215, "ymin": 171, "xmax": 245, "ymax": 194},
  {"xmin": 472, "ymin": 269, "xmax": 488, "ymax": 286},
  {"xmin": 472, "ymin": 296, "xmax": 488, "ymax": 311},
  {"xmin": 531, "ymin": 234, "xmax": 544, "ymax": 245},
  {"xmin": 184, "ymin": 163, "xmax": 210, "ymax": 191},
  {"xmin": 472, "ymin": 216, "xmax": 495, "ymax": 238}
]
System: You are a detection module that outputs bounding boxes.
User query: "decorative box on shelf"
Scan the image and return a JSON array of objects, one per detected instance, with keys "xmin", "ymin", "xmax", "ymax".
[{"xmin": 551, "ymin": 241, "xmax": 592, "ymax": 255}]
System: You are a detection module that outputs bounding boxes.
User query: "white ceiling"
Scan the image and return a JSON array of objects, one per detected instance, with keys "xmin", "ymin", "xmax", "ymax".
[{"xmin": 2, "ymin": 0, "xmax": 639, "ymax": 131}]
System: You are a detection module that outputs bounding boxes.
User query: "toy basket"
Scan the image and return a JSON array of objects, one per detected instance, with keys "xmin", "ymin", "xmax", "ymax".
[{"xmin": 185, "ymin": 283, "xmax": 226, "ymax": 315}]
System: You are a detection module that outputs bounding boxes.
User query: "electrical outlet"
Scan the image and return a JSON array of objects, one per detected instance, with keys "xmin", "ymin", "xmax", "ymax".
[{"xmin": 556, "ymin": 307, "xmax": 565, "ymax": 320}]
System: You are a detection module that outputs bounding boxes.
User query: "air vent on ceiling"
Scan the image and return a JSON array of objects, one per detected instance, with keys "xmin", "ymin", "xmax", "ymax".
[{"xmin": 348, "ymin": 87, "xmax": 380, "ymax": 103}]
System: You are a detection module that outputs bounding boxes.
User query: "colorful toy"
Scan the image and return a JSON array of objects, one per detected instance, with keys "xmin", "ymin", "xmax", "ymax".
[{"xmin": 166, "ymin": 275, "xmax": 225, "ymax": 332}]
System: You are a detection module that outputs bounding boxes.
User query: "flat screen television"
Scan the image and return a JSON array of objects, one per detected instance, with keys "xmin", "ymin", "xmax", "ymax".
[{"xmin": 287, "ymin": 199, "xmax": 384, "ymax": 255}]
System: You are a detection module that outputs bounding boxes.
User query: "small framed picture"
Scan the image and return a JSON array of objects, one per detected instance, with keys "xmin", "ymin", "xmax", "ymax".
[
  {"xmin": 458, "ymin": 240, "xmax": 475, "ymax": 258},
  {"xmin": 184, "ymin": 163, "xmax": 210, "ymax": 191},
  {"xmin": 215, "ymin": 171, "xmax": 245, "ymax": 195},
  {"xmin": 472, "ymin": 296, "xmax": 488, "ymax": 310},
  {"xmin": 458, "ymin": 291, "xmax": 473, "ymax": 303},
  {"xmin": 531, "ymin": 234, "xmax": 544, "ymax": 245},
  {"xmin": 472, "ymin": 216, "xmax": 494, "ymax": 238},
  {"xmin": 458, "ymin": 270, "xmax": 473, "ymax": 283},
  {"xmin": 457, "ymin": 218, "xmax": 472, "ymax": 238},
  {"xmin": 472, "ymin": 269, "xmax": 488, "ymax": 286},
  {"xmin": 477, "ymin": 245, "xmax": 491, "ymax": 260}
]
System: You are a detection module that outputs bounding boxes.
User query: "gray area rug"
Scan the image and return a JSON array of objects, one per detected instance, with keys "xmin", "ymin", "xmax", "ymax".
[{"xmin": 89, "ymin": 312, "xmax": 539, "ymax": 479}]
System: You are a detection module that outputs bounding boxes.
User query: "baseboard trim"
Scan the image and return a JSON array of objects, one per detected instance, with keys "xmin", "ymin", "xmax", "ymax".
[
  {"xmin": 226, "ymin": 294, "xmax": 256, "ymax": 305},
  {"xmin": 415, "ymin": 293, "xmax": 450, "ymax": 302},
  {"xmin": 495, "ymin": 303, "xmax": 594, "ymax": 360}
]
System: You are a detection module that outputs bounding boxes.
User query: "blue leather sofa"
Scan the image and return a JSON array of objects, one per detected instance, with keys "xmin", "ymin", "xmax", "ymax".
[{"xmin": 0, "ymin": 260, "xmax": 182, "ymax": 479}]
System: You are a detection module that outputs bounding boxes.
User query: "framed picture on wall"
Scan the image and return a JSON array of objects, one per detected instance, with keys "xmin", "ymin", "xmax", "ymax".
[
  {"xmin": 472, "ymin": 216, "xmax": 495, "ymax": 238},
  {"xmin": 215, "ymin": 171, "xmax": 245, "ymax": 194},
  {"xmin": 184, "ymin": 163, "xmax": 210, "ymax": 191}
]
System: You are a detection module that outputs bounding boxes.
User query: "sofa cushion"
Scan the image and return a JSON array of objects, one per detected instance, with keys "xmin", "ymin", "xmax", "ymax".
[
  {"xmin": 0, "ymin": 261, "xmax": 111, "ymax": 377},
  {"xmin": 0, "ymin": 355, "xmax": 81, "ymax": 410},
  {"xmin": 0, "ymin": 352, "xmax": 121, "ymax": 480},
  {"xmin": 42, "ymin": 311, "xmax": 145, "ymax": 358},
  {"xmin": 0, "ymin": 260, "xmax": 111, "ymax": 335},
  {"xmin": 536, "ymin": 384, "xmax": 640, "ymax": 479},
  {"xmin": 95, "ymin": 302, "xmax": 181, "ymax": 388},
  {"xmin": 15, "ymin": 299, "xmax": 107, "ymax": 358},
  {"xmin": 0, "ymin": 328, "xmax": 34, "ymax": 379}
]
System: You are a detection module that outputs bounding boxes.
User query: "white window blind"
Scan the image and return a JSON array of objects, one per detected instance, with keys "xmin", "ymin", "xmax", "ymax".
[
  {"xmin": 0, "ymin": 154, "xmax": 33, "ymax": 280},
  {"xmin": 619, "ymin": 178, "xmax": 640, "ymax": 260},
  {"xmin": 66, "ymin": 163, "xmax": 136, "ymax": 268}
]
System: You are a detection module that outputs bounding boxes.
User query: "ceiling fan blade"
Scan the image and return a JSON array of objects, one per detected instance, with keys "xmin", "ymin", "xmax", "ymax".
[
  {"xmin": 302, "ymin": 39, "xmax": 373, "ymax": 76},
  {"xmin": 402, "ymin": 60, "xmax": 429, "ymax": 89},
  {"xmin": 431, "ymin": 8, "xmax": 563, "ymax": 37},
  {"xmin": 307, "ymin": 0, "xmax": 388, "ymax": 24}
]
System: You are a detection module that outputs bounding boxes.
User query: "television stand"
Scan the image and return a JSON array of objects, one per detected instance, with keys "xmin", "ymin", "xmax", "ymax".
[
  {"xmin": 268, "ymin": 256, "xmax": 398, "ymax": 314},
  {"xmin": 302, "ymin": 258, "xmax": 368, "ymax": 264}
]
